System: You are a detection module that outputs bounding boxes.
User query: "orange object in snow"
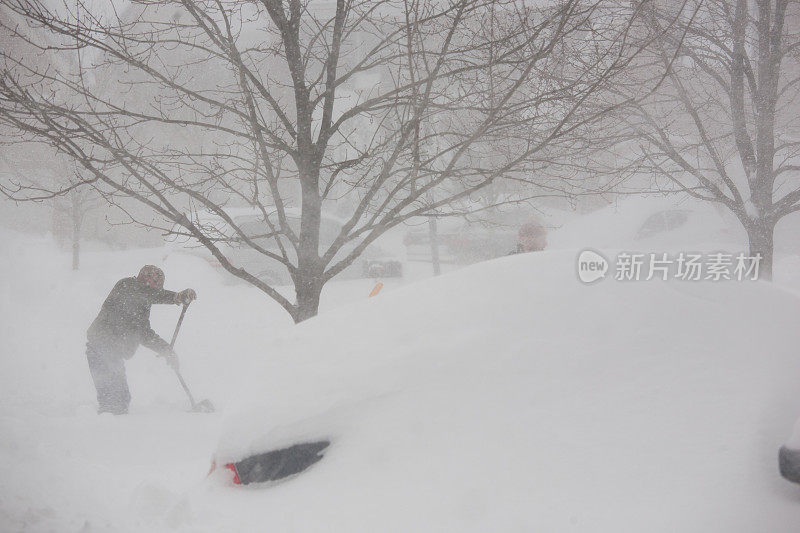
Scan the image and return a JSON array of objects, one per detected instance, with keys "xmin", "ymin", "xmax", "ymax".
[{"xmin": 369, "ymin": 282, "xmax": 384, "ymax": 297}]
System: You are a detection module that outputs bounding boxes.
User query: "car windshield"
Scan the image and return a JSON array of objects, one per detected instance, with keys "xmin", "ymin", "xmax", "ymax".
[{"xmin": 636, "ymin": 210, "xmax": 689, "ymax": 239}]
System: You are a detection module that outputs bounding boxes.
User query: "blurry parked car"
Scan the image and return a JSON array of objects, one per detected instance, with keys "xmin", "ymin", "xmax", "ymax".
[
  {"xmin": 634, "ymin": 209, "xmax": 692, "ymax": 240},
  {"xmin": 547, "ymin": 197, "xmax": 746, "ymax": 251},
  {"xmin": 404, "ymin": 212, "xmax": 547, "ymax": 265},
  {"xmin": 361, "ymin": 244, "xmax": 403, "ymax": 278},
  {"xmin": 168, "ymin": 208, "xmax": 402, "ymax": 285}
]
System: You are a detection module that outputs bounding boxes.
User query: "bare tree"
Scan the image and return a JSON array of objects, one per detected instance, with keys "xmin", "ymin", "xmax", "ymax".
[
  {"xmin": 0, "ymin": 4, "xmax": 97, "ymax": 269},
  {"xmin": 57, "ymin": 186, "xmax": 99, "ymax": 269},
  {"xmin": 1, "ymin": 0, "xmax": 654, "ymax": 321},
  {"xmin": 616, "ymin": 0, "xmax": 800, "ymax": 279},
  {"xmin": 0, "ymin": 137, "xmax": 101, "ymax": 269}
]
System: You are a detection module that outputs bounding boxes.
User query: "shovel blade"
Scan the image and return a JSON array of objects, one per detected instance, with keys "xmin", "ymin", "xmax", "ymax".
[{"xmin": 192, "ymin": 399, "xmax": 215, "ymax": 413}]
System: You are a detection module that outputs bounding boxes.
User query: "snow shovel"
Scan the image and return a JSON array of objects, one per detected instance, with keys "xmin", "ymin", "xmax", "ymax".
[{"xmin": 169, "ymin": 303, "xmax": 215, "ymax": 413}]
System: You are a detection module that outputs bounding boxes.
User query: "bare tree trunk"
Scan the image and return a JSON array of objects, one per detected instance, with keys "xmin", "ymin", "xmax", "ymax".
[
  {"xmin": 295, "ymin": 156, "xmax": 324, "ymax": 321},
  {"xmin": 428, "ymin": 216, "xmax": 441, "ymax": 276},
  {"xmin": 70, "ymin": 192, "xmax": 81, "ymax": 270},
  {"xmin": 294, "ymin": 274, "xmax": 323, "ymax": 323},
  {"xmin": 746, "ymin": 219, "xmax": 774, "ymax": 281}
]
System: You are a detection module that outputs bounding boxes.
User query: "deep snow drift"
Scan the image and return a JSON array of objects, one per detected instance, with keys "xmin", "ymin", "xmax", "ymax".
[{"xmin": 1, "ymin": 227, "xmax": 800, "ymax": 532}]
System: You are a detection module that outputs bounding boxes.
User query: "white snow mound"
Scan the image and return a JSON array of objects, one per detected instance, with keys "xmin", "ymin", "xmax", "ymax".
[
  {"xmin": 210, "ymin": 250, "xmax": 800, "ymax": 532},
  {"xmin": 2, "ymin": 229, "xmax": 800, "ymax": 533}
]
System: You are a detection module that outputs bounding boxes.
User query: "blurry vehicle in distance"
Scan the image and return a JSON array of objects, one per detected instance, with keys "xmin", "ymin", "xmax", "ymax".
[
  {"xmin": 167, "ymin": 208, "xmax": 402, "ymax": 285},
  {"xmin": 403, "ymin": 210, "xmax": 547, "ymax": 265},
  {"xmin": 634, "ymin": 209, "xmax": 691, "ymax": 240},
  {"xmin": 361, "ymin": 244, "xmax": 403, "ymax": 278},
  {"xmin": 547, "ymin": 196, "xmax": 747, "ymax": 252}
]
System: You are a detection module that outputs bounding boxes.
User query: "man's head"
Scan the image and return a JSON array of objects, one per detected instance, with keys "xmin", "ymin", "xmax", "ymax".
[
  {"xmin": 518, "ymin": 222, "xmax": 547, "ymax": 252},
  {"xmin": 137, "ymin": 265, "xmax": 165, "ymax": 289}
]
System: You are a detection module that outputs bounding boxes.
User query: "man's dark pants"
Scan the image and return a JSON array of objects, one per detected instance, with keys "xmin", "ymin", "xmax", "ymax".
[{"xmin": 86, "ymin": 344, "xmax": 131, "ymax": 414}]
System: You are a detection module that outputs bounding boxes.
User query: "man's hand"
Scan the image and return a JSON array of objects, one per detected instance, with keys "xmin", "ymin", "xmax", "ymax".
[
  {"xmin": 174, "ymin": 288, "xmax": 197, "ymax": 305},
  {"xmin": 160, "ymin": 348, "xmax": 180, "ymax": 372}
]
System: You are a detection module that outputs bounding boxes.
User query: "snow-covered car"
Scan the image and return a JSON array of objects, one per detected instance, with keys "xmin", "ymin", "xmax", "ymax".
[
  {"xmin": 548, "ymin": 196, "xmax": 746, "ymax": 252},
  {"xmin": 779, "ymin": 418, "xmax": 800, "ymax": 484},
  {"xmin": 210, "ymin": 440, "xmax": 331, "ymax": 485},
  {"xmin": 168, "ymin": 208, "xmax": 402, "ymax": 285},
  {"xmin": 634, "ymin": 209, "xmax": 692, "ymax": 240},
  {"xmin": 195, "ymin": 244, "xmax": 800, "ymax": 532}
]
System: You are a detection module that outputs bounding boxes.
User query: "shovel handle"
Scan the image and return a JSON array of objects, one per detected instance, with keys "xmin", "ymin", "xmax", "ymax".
[
  {"xmin": 173, "ymin": 367, "xmax": 197, "ymax": 407},
  {"xmin": 169, "ymin": 302, "xmax": 190, "ymax": 349},
  {"xmin": 167, "ymin": 303, "xmax": 198, "ymax": 408}
]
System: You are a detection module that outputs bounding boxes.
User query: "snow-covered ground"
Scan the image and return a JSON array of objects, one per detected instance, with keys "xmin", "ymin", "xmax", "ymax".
[{"xmin": 2, "ymin": 207, "xmax": 800, "ymax": 531}]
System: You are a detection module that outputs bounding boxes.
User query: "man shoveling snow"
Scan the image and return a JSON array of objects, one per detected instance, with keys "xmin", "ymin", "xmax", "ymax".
[{"xmin": 85, "ymin": 265, "xmax": 197, "ymax": 414}]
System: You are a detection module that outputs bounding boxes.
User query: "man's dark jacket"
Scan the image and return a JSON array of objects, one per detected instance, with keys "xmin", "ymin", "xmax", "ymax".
[{"xmin": 87, "ymin": 277, "xmax": 176, "ymax": 359}]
